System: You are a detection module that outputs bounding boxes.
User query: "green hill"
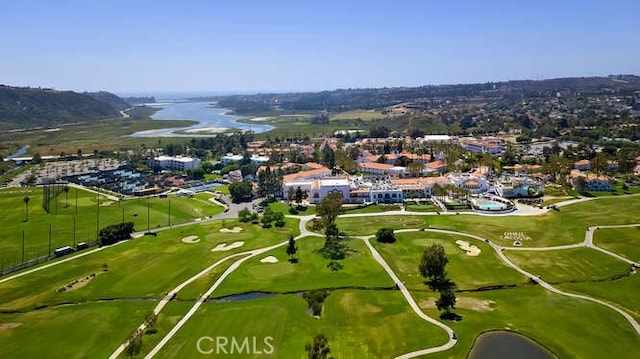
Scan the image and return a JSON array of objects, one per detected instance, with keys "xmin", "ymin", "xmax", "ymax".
[{"xmin": 0, "ymin": 85, "xmax": 125, "ymax": 130}]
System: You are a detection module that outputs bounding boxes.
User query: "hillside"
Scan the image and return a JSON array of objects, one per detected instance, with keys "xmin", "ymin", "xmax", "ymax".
[
  {"xmin": 0, "ymin": 86, "xmax": 125, "ymax": 130},
  {"xmin": 85, "ymin": 91, "xmax": 130, "ymax": 111},
  {"xmin": 213, "ymin": 75, "xmax": 640, "ymax": 115}
]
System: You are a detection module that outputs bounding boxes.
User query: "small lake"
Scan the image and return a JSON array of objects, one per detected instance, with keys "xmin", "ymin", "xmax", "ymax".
[
  {"xmin": 130, "ymin": 101, "xmax": 272, "ymax": 137},
  {"xmin": 7, "ymin": 145, "xmax": 29, "ymax": 159},
  {"xmin": 468, "ymin": 331, "xmax": 555, "ymax": 359}
]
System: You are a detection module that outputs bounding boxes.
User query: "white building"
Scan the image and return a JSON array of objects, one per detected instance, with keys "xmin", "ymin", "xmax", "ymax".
[
  {"xmin": 150, "ymin": 156, "xmax": 201, "ymax": 171},
  {"xmin": 308, "ymin": 177, "xmax": 351, "ymax": 204},
  {"xmin": 220, "ymin": 153, "xmax": 270, "ymax": 166}
]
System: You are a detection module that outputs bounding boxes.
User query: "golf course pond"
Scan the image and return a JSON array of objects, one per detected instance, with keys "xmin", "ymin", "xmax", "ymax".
[{"xmin": 468, "ymin": 331, "xmax": 556, "ymax": 359}]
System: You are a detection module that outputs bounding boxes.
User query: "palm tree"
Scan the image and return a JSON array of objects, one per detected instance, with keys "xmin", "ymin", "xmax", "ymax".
[{"xmin": 23, "ymin": 196, "xmax": 30, "ymax": 222}]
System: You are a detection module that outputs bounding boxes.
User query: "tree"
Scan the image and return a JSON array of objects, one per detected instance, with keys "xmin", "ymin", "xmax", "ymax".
[
  {"xmin": 286, "ymin": 236, "xmax": 298, "ymax": 262},
  {"xmin": 316, "ymin": 192, "xmax": 344, "ymax": 228},
  {"xmin": 31, "ymin": 152, "xmax": 42, "ymax": 164},
  {"xmin": 273, "ymin": 211, "xmax": 286, "ymax": 227},
  {"xmin": 419, "ymin": 244, "xmax": 449, "ymax": 284},
  {"xmin": 125, "ymin": 329, "xmax": 143, "ymax": 358},
  {"xmin": 591, "ymin": 152, "xmax": 608, "ymax": 176},
  {"xmin": 99, "ymin": 222, "xmax": 135, "ymax": 246},
  {"xmin": 261, "ymin": 207, "xmax": 275, "ymax": 228},
  {"xmin": 228, "ymin": 180, "xmax": 253, "ymax": 203},
  {"xmin": 376, "ymin": 228, "xmax": 396, "ymax": 243},
  {"xmin": 23, "ymin": 196, "xmax": 30, "ymax": 222},
  {"xmin": 238, "ymin": 208, "xmax": 253, "ymax": 222},
  {"xmin": 407, "ymin": 161, "xmax": 424, "ymax": 177},
  {"xmin": 435, "ymin": 289, "xmax": 457, "ymax": 315},
  {"xmin": 295, "ymin": 186, "xmax": 309, "ymax": 207},
  {"xmin": 305, "ymin": 334, "xmax": 332, "ymax": 359},
  {"xmin": 288, "ymin": 186, "xmax": 296, "ymax": 203},
  {"xmin": 64, "ymin": 185, "xmax": 70, "ymax": 208}
]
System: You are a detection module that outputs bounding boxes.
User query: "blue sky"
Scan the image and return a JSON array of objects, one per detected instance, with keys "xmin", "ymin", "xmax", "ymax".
[{"xmin": 1, "ymin": 0, "xmax": 639, "ymax": 94}]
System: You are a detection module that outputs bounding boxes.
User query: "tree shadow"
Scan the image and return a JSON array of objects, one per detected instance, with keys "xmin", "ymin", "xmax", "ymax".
[{"xmin": 439, "ymin": 312, "xmax": 463, "ymax": 321}]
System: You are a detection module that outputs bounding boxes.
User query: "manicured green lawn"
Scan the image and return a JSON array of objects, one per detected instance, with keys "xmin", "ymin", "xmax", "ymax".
[
  {"xmin": 406, "ymin": 203, "xmax": 439, "ymax": 212},
  {"xmin": 419, "ymin": 286, "xmax": 639, "ymax": 359},
  {"xmin": 156, "ymin": 290, "xmax": 449, "ymax": 359},
  {"xmin": 593, "ymin": 227, "xmax": 640, "ymax": 262},
  {"xmin": 0, "ymin": 219, "xmax": 298, "ymax": 312},
  {"xmin": 504, "ymin": 248, "xmax": 631, "ymax": 284},
  {"xmin": 332, "ymin": 187, "xmax": 640, "ymax": 247},
  {"xmin": 335, "ymin": 215, "xmax": 426, "ymax": 235},
  {"xmin": 373, "ymin": 232, "xmax": 527, "ymax": 291},
  {"xmin": 214, "ymin": 236, "xmax": 394, "ymax": 297},
  {"xmin": 268, "ymin": 201, "xmax": 316, "ymax": 215},
  {"xmin": 0, "ymin": 187, "xmax": 224, "ymax": 267},
  {"xmin": 559, "ymin": 274, "xmax": 640, "ymax": 321},
  {"xmin": 0, "ymin": 301, "xmax": 155, "ymax": 359},
  {"xmin": 344, "ymin": 204, "xmax": 402, "ymax": 214}
]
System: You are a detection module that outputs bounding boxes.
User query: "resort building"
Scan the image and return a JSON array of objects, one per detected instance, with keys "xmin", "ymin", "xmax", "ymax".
[
  {"xmin": 308, "ymin": 177, "xmax": 352, "ymax": 204},
  {"xmin": 149, "ymin": 155, "xmax": 201, "ymax": 171},
  {"xmin": 220, "ymin": 153, "xmax": 270, "ymax": 165},
  {"xmin": 569, "ymin": 170, "xmax": 613, "ymax": 191},
  {"xmin": 460, "ymin": 139, "xmax": 504, "ymax": 155},
  {"xmin": 448, "ymin": 173, "xmax": 490, "ymax": 194}
]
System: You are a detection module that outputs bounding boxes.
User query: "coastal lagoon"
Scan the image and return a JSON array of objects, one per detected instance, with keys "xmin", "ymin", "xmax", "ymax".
[{"xmin": 131, "ymin": 101, "xmax": 272, "ymax": 137}]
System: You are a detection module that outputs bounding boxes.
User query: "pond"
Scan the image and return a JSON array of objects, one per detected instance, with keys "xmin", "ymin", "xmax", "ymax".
[{"xmin": 468, "ymin": 331, "xmax": 555, "ymax": 359}]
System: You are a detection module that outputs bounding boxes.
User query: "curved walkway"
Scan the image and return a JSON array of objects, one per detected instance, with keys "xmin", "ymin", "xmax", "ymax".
[
  {"xmin": 391, "ymin": 227, "xmax": 640, "ymax": 336},
  {"xmin": 113, "ymin": 215, "xmax": 317, "ymax": 359},
  {"xmin": 361, "ymin": 236, "xmax": 456, "ymax": 358}
]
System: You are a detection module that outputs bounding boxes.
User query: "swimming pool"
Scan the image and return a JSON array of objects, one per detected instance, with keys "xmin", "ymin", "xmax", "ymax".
[{"xmin": 475, "ymin": 199, "xmax": 508, "ymax": 211}]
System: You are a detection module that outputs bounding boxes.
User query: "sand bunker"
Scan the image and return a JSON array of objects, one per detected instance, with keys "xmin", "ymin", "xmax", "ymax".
[
  {"xmin": 211, "ymin": 241, "xmax": 244, "ymax": 252},
  {"xmin": 220, "ymin": 227, "xmax": 243, "ymax": 233},
  {"xmin": 260, "ymin": 256, "xmax": 279, "ymax": 263},
  {"xmin": 455, "ymin": 240, "xmax": 481, "ymax": 256},
  {"xmin": 181, "ymin": 235, "xmax": 200, "ymax": 244},
  {"xmin": 0, "ymin": 323, "xmax": 22, "ymax": 331}
]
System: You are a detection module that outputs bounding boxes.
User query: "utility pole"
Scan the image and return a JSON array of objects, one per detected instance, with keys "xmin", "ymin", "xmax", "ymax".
[
  {"xmin": 168, "ymin": 198, "xmax": 171, "ymax": 227},
  {"xmin": 96, "ymin": 193, "xmax": 100, "ymax": 241},
  {"xmin": 147, "ymin": 196, "xmax": 150, "ymax": 234},
  {"xmin": 22, "ymin": 231, "xmax": 25, "ymax": 264},
  {"xmin": 48, "ymin": 224, "xmax": 52, "ymax": 258},
  {"xmin": 73, "ymin": 216, "xmax": 76, "ymax": 248},
  {"xmin": 75, "ymin": 189, "xmax": 78, "ymax": 217}
]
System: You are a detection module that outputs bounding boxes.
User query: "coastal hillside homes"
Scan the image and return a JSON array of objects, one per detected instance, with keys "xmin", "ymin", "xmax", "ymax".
[
  {"xmin": 569, "ymin": 170, "xmax": 613, "ymax": 191},
  {"xmin": 149, "ymin": 155, "xmax": 201, "ymax": 171},
  {"xmin": 289, "ymin": 143, "xmax": 315, "ymax": 158},
  {"xmin": 460, "ymin": 139, "xmax": 504, "ymax": 155},
  {"xmin": 574, "ymin": 159, "xmax": 592, "ymax": 171},
  {"xmin": 606, "ymin": 160, "xmax": 619, "ymax": 171}
]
